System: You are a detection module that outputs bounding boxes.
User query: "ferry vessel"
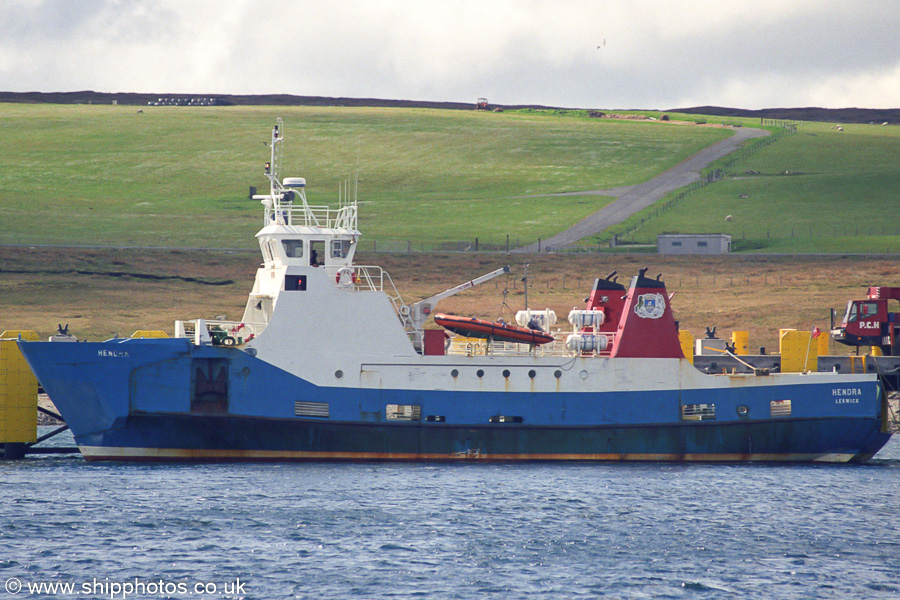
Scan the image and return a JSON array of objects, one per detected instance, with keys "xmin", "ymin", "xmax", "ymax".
[{"xmin": 18, "ymin": 120, "xmax": 891, "ymax": 462}]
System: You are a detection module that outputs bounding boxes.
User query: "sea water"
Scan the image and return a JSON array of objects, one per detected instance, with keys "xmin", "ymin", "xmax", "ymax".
[{"xmin": 2, "ymin": 430, "xmax": 900, "ymax": 599}]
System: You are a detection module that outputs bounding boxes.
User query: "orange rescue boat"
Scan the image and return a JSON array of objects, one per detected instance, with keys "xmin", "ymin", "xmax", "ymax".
[{"xmin": 433, "ymin": 313, "xmax": 555, "ymax": 345}]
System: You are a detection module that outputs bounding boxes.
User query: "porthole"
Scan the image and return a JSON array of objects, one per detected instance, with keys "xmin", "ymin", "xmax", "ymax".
[
  {"xmin": 554, "ymin": 370, "xmax": 562, "ymax": 379},
  {"xmin": 528, "ymin": 369, "xmax": 537, "ymax": 379},
  {"xmin": 451, "ymin": 369, "xmax": 459, "ymax": 378},
  {"xmin": 579, "ymin": 370, "xmax": 589, "ymax": 380},
  {"xmin": 334, "ymin": 370, "xmax": 343, "ymax": 379},
  {"xmin": 737, "ymin": 405, "xmax": 749, "ymax": 417},
  {"xmin": 476, "ymin": 369, "xmax": 485, "ymax": 378},
  {"xmin": 502, "ymin": 369, "xmax": 511, "ymax": 378}
]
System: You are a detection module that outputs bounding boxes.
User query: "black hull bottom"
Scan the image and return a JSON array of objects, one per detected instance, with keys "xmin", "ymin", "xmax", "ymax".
[{"xmin": 75, "ymin": 413, "xmax": 891, "ymax": 463}]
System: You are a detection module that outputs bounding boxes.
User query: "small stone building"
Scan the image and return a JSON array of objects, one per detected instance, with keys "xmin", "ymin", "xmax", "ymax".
[{"xmin": 657, "ymin": 234, "xmax": 731, "ymax": 255}]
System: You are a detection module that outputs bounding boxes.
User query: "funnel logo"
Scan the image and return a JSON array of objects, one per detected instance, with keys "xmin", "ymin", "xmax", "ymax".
[{"xmin": 635, "ymin": 293, "xmax": 665, "ymax": 319}]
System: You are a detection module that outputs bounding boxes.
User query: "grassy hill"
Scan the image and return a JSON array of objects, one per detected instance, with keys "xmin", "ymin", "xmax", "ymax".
[
  {"xmin": 0, "ymin": 102, "xmax": 897, "ymax": 253},
  {"xmin": 0, "ymin": 104, "xmax": 728, "ymax": 249}
]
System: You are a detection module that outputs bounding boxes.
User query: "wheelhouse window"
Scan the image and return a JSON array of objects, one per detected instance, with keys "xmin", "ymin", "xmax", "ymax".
[
  {"xmin": 269, "ymin": 240, "xmax": 281, "ymax": 261},
  {"xmin": 261, "ymin": 240, "xmax": 274, "ymax": 263},
  {"xmin": 309, "ymin": 240, "xmax": 324, "ymax": 266},
  {"xmin": 282, "ymin": 239, "xmax": 304, "ymax": 258},
  {"xmin": 331, "ymin": 239, "xmax": 351, "ymax": 258}
]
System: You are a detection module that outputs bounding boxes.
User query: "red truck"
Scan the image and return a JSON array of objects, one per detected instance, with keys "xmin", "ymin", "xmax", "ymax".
[{"xmin": 832, "ymin": 286, "xmax": 900, "ymax": 355}]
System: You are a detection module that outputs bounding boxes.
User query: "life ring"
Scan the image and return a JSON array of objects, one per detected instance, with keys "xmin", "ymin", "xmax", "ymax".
[{"xmin": 335, "ymin": 267, "xmax": 358, "ymax": 286}]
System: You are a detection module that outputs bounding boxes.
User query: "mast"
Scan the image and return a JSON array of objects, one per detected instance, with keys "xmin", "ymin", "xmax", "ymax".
[
  {"xmin": 270, "ymin": 116, "xmax": 283, "ymax": 189},
  {"xmin": 254, "ymin": 118, "xmax": 333, "ymax": 228}
]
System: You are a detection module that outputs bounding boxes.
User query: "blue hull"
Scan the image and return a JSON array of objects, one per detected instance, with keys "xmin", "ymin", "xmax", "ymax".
[{"xmin": 19, "ymin": 338, "xmax": 892, "ymax": 462}]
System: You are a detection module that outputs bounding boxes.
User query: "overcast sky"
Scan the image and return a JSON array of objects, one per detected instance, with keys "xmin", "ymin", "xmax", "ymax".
[{"xmin": 2, "ymin": 0, "xmax": 898, "ymax": 110}]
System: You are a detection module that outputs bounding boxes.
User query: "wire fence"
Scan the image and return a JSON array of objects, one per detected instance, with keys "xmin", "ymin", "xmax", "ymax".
[
  {"xmin": 363, "ymin": 237, "xmax": 526, "ymax": 253},
  {"xmin": 364, "ymin": 222, "xmax": 900, "ymax": 255},
  {"xmin": 416, "ymin": 270, "xmax": 868, "ymax": 294}
]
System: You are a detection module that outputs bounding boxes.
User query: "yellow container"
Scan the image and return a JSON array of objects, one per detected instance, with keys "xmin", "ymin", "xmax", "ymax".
[
  {"xmin": 731, "ymin": 331, "xmax": 749, "ymax": 355},
  {"xmin": 779, "ymin": 328, "xmax": 818, "ymax": 373},
  {"xmin": 817, "ymin": 332, "xmax": 829, "ymax": 357},
  {"xmin": 1, "ymin": 331, "xmax": 40, "ymax": 341},
  {"xmin": 0, "ymin": 332, "xmax": 39, "ymax": 444},
  {"xmin": 131, "ymin": 330, "xmax": 169, "ymax": 338},
  {"xmin": 679, "ymin": 330, "xmax": 694, "ymax": 364},
  {"xmin": 871, "ymin": 346, "xmax": 884, "ymax": 357}
]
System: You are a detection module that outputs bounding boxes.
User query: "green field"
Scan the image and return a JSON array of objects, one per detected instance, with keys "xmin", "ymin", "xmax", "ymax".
[
  {"xmin": 0, "ymin": 104, "xmax": 729, "ymax": 248},
  {"xmin": 598, "ymin": 121, "xmax": 900, "ymax": 253}
]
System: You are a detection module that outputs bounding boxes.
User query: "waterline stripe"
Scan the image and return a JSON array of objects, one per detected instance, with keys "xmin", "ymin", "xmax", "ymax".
[{"xmin": 78, "ymin": 446, "xmax": 856, "ymax": 463}]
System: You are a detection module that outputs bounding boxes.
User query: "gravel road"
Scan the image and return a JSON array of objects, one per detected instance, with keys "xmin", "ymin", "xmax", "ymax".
[{"xmin": 516, "ymin": 126, "xmax": 769, "ymax": 252}]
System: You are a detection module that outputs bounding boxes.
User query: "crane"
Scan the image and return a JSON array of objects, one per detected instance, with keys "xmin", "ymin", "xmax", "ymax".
[{"xmin": 400, "ymin": 266, "xmax": 511, "ymax": 336}]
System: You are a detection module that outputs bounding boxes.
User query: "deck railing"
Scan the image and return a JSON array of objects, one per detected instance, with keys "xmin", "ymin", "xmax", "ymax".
[
  {"xmin": 345, "ymin": 265, "xmax": 391, "ymax": 293},
  {"xmin": 265, "ymin": 203, "xmax": 357, "ymax": 230}
]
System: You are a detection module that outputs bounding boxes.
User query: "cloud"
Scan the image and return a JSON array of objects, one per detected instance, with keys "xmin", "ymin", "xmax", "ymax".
[{"xmin": 0, "ymin": 0, "xmax": 898, "ymax": 108}]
